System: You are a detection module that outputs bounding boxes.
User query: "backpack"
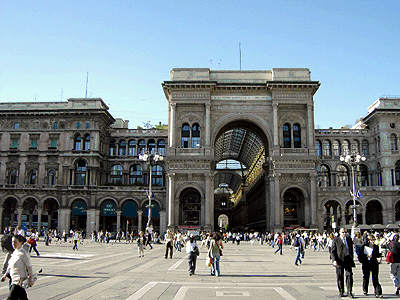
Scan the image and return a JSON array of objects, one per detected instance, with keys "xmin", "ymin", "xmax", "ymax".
[
  {"xmin": 293, "ymin": 237, "xmax": 300, "ymax": 248},
  {"xmin": 1, "ymin": 234, "xmax": 13, "ymax": 252}
]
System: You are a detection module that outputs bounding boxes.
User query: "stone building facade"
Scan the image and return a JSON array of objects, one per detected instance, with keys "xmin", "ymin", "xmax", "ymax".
[{"xmin": 1, "ymin": 68, "xmax": 399, "ymax": 234}]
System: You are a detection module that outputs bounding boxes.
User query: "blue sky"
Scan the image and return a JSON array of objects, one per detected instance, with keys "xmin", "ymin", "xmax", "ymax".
[{"xmin": 1, "ymin": 0, "xmax": 399, "ymax": 129}]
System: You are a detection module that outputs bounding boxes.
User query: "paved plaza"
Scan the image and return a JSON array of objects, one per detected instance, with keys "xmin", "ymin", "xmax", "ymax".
[{"xmin": 0, "ymin": 238, "xmax": 398, "ymax": 299}]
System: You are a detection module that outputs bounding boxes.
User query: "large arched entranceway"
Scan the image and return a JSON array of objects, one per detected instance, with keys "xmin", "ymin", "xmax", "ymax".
[
  {"xmin": 22, "ymin": 197, "xmax": 38, "ymax": 230},
  {"xmin": 43, "ymin": 198, "xmax": 59, "ymax": 230},
  {"xmin": 323, "ymin": 200, "xmax": 342, "ymax": 231},
  {"xmin": 2, "ymin": 197, "xmax": 18, "ymax": 228},
  {"xmin": 345, "ymin": 200, "xmax": 362, "ymax": 225},
  {"xmin": 366, "ymin": 200, "xmax": 383, "ymax": 224},
  {"xmin": 213, "ymin": 120, "xmax": 269, "ymax": 231},
  {"xmin": 179, "ymin": 188, "xmax": 201, "ymax": 226},
  {"xmin": 99, "ymin": 199, "xmax": 117, "ymax": 232},
  {"xmin": 283, "ymin": 188, "xmax": 305, "ymax": 228},
  {"xmin": 121, "ymin": 200, "xmax": 138, "ymax": 233},
  {"xmin": 70, "ymin": 199, "xmax": 87, "ymax": 231}
]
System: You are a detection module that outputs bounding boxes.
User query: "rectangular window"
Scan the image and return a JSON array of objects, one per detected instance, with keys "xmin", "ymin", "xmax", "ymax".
[
  {"xmin": 14, "ymin": 123, "xmax": 19, "ymax": 129},
  {"xmin": 31, "ymin": 139, "xmax": 38, "ymax": 148},
  {"xmin": 53, "ymin": 122, "xmax": 58, "ymax": 129},
  {"xmin": 50, "ymin": 140, "xmax": 57, "ymax": 148}
]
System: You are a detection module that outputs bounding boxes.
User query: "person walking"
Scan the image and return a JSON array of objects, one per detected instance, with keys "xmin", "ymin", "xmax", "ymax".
[
  {"xmin": 27, "ymin": 230, "xmax": 40, "ymax": 257},
  {"xmin": 208, "ymin": 233, "xmax": 223, "ymax": 277},
  {"xmin": 164, "ymin": 230, "xmax": 173, "ymax": 259},
  {"xmin": 331, "ymin": 227, "xmax": 356, "ymax": 298},
  {"xmin": 358, "ymin": 234, "xmax": 382, "ymax": 297},
  {"xmin": 145, "ymin": 231, "xmax": 153, "ymax": 250},
  {"xmin": 274, "ymin": 233, "xmax": 283, "ymax": 255},
  {"xmin": 1, "ymin": 235, "xmax": 35, "ymax": 300},
  {"xmin": 290, "ymin": 231, "xmax": 304, "ymax": 265},
  {"xmin": 137, "ymin": 231, "xmax": 146, "ymax": 258},
  {"xmin": 389, "ymin": 233, "xmax": 400, "ymax": 295},
  {"xmin": 186, "ymin": 235, "xmax": 199, "ymax": 276},
  {"xmin": 72, "ymin": 230, "xmax": 79, "ymax": 251}
]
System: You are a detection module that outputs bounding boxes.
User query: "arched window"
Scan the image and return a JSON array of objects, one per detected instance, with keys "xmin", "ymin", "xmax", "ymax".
[
  {"xmin": 8, "ymin": 169, "xmax": 17, "ymax": 185},
  {"xmin": 74, "ymin": 134, "xmax": 82, "ymax": 150},
  {"xmin": 342, "ymin": 140, "xmax": 350, "ymax": 155},
  {"xmin": 283, "ymin": 123, "xmax": 291, "ymax": 148},
  {"xmin": 322, "ymin": 140, "xmax": 331, "ymax": 156},
  {"xmin": 148, "ymin": 139, "xmax": 156, "ymax": 154},
  {"xmin": 395, "ymin": 161, "xmax": 400, "ymax": 186},
  {"xmin": 83, "ymin": 134, "xmax": 90, "ymax": 150},
  {"xmin": 48, "ymin": 169, "xmax": 56, "ymax": 185},
  {"xmin": 157, "ymin": 140, "xmax": 166, "ymax": 155},
  {"xmin": 118, "ymin": 140, "xmax": 126, "ymax": 156},
  {"xmin": 138, "ymin": 139, "xmax": 146, "ymax": 155},
  {"xmin": 109, "ymin": 140, "xmax": 117, "ymax": 156},
  {"xmin": 128, "ymin": 140, "xmax": 136, "ymax": 156},
  {"xmin": 362, "ymin": 139, "xmax": 369, "ymax": 156},
  {"xmin": 317, "ymin": 164, "xmax": 330, "ymax": 187},
  {"xmin": 110, "ymin": 165, "xmax": 123, "ymax": 185},
  {"xmin": 391, "ymin": 134, "xmax": 398, "ymax": 151},
  {"xmin": 316, "ymin": 140, "xmax": 322, "ymax": 156},
  {"xmin": 358, "ymin": 164, "xmax": 369, "ymax": 186},
  {"xmin": 332, "ymin": 140, "xmax": 341, "ymax": 156},
  {"xmin": 351, "ymin": 140, "xmax": 360, "ymax": 154},
  {"xmin": 152, "ymin": 165, "xmax": 163, "ymax": 186},
  {"xmin": 337, "ymin": 164, "xmax": 349, "ymax": 187},
  {"xmin": 27, "ymin": 170, "xmax": 36, "ymax": 185},
  {"xmin": 129, "ymin": 164, "xmax": 143, "ymax": 185},
  {"xmin": 293, "ymin": 124, "xmax": 301, "ymax": 148},
  {"xmin": 75, "ymin": 160, "xmax": 87, "ymax": 185},
  {"xmin": 192, "ymin": 123, "xmax": 201, "ymax": 148},
  {"xmin": 181, "ymin": 123, "xmax": 190, "ymax": 148}
]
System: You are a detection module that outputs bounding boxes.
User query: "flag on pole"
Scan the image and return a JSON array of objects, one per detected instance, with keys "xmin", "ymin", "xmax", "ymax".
[{"xmin": 356, "ymin": 190, "xmax": 363, "ymax": 198}]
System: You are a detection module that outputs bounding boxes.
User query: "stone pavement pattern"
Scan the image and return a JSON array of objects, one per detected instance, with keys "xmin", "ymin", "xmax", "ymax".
[{"xmin": 0, "ymin": 239, "xmax": 397, "ymax": 299}]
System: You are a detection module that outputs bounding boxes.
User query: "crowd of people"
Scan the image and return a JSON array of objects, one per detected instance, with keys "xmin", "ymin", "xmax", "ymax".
[{"xmin": 3, "ymin": 225, "xmax": 400, "ymax": 298}]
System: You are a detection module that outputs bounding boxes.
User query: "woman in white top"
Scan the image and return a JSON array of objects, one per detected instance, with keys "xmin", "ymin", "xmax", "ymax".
[
  {"xmin": 186, "ymin": 235, "xmax": 199, "ymax": 275},
  {"xmin": 137, "ymin": 231, "xmax": 145, "ymax": 258},
  {"xmin": 1, "ymin": 235, "xmax": 34, "ymax": 300}
]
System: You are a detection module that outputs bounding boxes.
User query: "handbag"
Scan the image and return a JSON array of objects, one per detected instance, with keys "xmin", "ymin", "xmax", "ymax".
[
  {"xmin": 386, "ymin": 249, "xmax": 394, "ymax": 263},
  {"xmin": 219, "ymin": 249, "xmax": 223, "ymax": 256},
  {"xmin": 206, "ymin": 255, "xmax": 213, "ymax": 267},
  {"xmin": 386, "ymin": 242, "xmax": 394, "ymax": 263}
]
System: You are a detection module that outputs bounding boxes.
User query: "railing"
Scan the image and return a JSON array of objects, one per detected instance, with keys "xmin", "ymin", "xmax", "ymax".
[
  {"xmin": 315, "ymin": 128, "xmax": 369, "ymax": 135},
  {"xmin": 280, "ymin": 148, "xmax": 310, "ymax": 155}
]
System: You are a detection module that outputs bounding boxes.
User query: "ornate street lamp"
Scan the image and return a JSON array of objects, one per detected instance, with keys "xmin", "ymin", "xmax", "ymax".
[
  {"xmin": 139, "ymin": 152, "xmax": 163, "ymax": 232},
  {"xmin": 340, "ymin": 152, "xmax": 366, "ymax": 236}
]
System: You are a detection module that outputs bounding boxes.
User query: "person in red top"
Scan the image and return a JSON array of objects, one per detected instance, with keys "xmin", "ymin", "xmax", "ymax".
[{"xmin": 274, "ymin": 233, "xmax": 283, "ymax": 255}]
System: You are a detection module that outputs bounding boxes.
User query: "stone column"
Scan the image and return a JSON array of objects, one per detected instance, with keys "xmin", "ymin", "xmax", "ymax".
[
  {"xmin": 116, "ymin": 211, "xmax": 121, "ymax": 233},
  {"xmin": 95, "ymin": 210, "xmax": 100, "ymax": 232},
  {"xmin": 272, "ymin": 103, "xmax": 279, "ymax": 148},
  {"xmin": 205, "ymin": 103, "xmax": 211, "ymax": 147},
  {"xmin": 167, "ymin": 173, "xmax": 176, "ymax": 227},
  {"xmin": 37, "ymin": 208, "xmax": 42, "ymax": 233},
  {"xmin": 17, "ymin": 207, "xmax": 23, "ymax": 228},
  {"xmin": 307, "ymin": 103, "xmax": 315, "ymax": 148},
  {"xmin": 65, "ymin": 209, "xmax": 71, "ymax": 232},
  {"xmin": 138, "ymin": 210, "xmax": 143, "ymax": 233},
  {"xmin": 310, "ymin": 173, "xmax": 317, "ymax": 227},
  {"xmin": 170, "ymin": 103, "xmax": 176, "ymax": 148},
  {"xmin": 86, "ymin": 208, "xmax": 96, "ymax": 233},
  {"xmin": 341, "ymin": 206, "xmax": 346, "ymax": 227},
  {"xmin": 273, "ymin": 175, "xmax": 281, "ymax": 229},
  {"xmin": 205, "ymin": 173, "xmax": 213, "ymax": 232},
  {"xmin": 159, "ymin": 211, "xmax": 166, "ymax": 235},
  {"xmin": 382, "ymin": 167, "xmax": 392, "ymax": 186}
]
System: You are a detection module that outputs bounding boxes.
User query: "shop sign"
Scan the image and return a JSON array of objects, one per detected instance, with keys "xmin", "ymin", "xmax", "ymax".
[
  {"xmin": 101, "ymin": 201, "xmax": 117, "ymax": 216},
  {"xmin": 72, "ymin": 201, "xmax": 87, "ymax": 215}
]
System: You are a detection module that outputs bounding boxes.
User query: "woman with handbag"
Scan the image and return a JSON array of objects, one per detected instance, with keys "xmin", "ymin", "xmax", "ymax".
[
  {"xmin": 208, "ymin": 233, "xmax": 223, "ymax": 277},
  {"xmin": 27, "ymin": 229, "xmax": 39, "ymax": 257},
  {"xmin": 389, "ymin": 234, "xmax": 400, "ymax": 295},
  {"xmin": 185, "ymin": 235, "xmax": 199, "ymax": 276},
  {"xmin": 1, "ymin": 235, "xmax": 35, "ymax": 300}
]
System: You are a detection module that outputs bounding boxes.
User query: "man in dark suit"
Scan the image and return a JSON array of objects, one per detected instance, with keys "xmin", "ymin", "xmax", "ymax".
[{"xmin": 331, "ymin": 227, "xmax": 356, "ymax": 298}]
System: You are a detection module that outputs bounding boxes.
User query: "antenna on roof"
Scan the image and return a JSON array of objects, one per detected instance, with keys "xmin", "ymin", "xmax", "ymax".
[
  {"xmin": 239, "ymin": 43, "xmax": 242, "ymax": 70},
  {"xmin": 85, "ymin": 72, "xmax": 89, "ymax": 98}
]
